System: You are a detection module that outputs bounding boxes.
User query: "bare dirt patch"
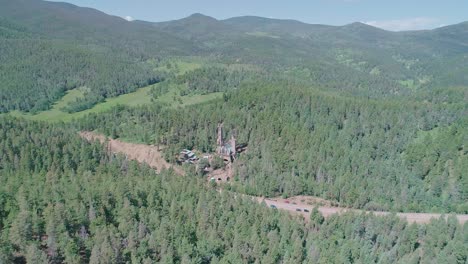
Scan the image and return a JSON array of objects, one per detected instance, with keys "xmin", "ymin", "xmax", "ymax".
[
  {"xmin": 206, "ymin": 163, "xmax": 233, "ymax": 182},
  {"xmin": 79, "ymin": 131, "xmax": 184, "ymax": 175}
]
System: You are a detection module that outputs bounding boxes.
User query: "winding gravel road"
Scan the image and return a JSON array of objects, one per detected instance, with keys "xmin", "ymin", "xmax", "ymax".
[{"xmin": 261, "ymin": 198, "xmax": 468, "ymax": 224}]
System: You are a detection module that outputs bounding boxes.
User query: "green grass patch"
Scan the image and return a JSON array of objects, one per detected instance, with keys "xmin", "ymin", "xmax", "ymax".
[
  {"xmin": 399, "ymin": 79, "xmax": 417, "ymax": 90},
  {"xmin": 411, "ymin": 126, "xmax": 442, "ymax": 144},
  {"xmin": 7, "ymin": 85, "xmax": 154, "ymax": 122},
  {"xmin": 4, "ymin": 59, "xmax": 218, "ymax": 122},
  {"xmin": 370, "ymin": 67, "xmax": 381, "ymax": 76},
  {"xmin": 246, "ymin": 31, "xmax": 280, "ymax": 39},
  {"xmin": 164, "ymin": 92, "xmax": 223, "ymax": 108},
  {"xmin": 7, "ymin": 84, "xmax": 222, "ymax": 122},
  {"xmin": 153, "ymin": 59, "xmax": 202, "ymax": 76}
]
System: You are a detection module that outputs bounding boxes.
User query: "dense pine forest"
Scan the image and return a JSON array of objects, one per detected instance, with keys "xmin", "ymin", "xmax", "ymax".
[
  {"xmin": 79, "ymin": 81, "xmax": 467, "ymax": 213},
  {"xmin": 0, "ymin": 0, "xmax": 467, "ymax": 262},
  {"xmin": 0, "ymin": 117, "xmax": 466, "ymax": 263}
]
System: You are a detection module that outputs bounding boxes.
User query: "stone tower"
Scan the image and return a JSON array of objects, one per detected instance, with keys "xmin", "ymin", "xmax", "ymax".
[
  {"xmin": 216, "ymin": 123, "xmax": 223, "ymax": 154},
  {"xmin": 230, "ymin": 134, "xmax": 236, "ymax": 157}
]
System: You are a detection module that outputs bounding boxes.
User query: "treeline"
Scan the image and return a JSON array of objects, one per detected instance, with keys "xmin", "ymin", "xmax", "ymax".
[
  {"xmin": 78, "ymin": 81, "xmax": 467, "ymax": 213},
  {"xmin": 147, "ymin": 65, "xmax": 262, "ymax": 100},
  {"xmin": 404, "ymin": 118, "xmax": 468, "ymax": 212},
  {"xmin": 0, "ymin": 116, "xmax": 466, "ymax": 263},
  {"xmin": 309, "ymin": 212, "xmax": 466, "ymax": 263},
  {"xmin": 174, "ymin": 66, "xmax": 257, "ymax": 95},
  {"xmin": 2, "ymin": 0, "xmax": 468, "ymax": 115}
]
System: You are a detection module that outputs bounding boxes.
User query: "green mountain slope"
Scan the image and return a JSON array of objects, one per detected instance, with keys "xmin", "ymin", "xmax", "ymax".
[
  {"xmin": 152, "ymin": 14, "xmax": 468, "ymax": 97},
  {"xmin": 79, "ymin": 80, "xmax": 467, "ymax": 213},
  {"xmin": 1, "ymin": 0, "xmax": 468, "ymax": 113},
  {"xmin": 0, "ymin": 0, "xmax": 198, "ymax": 113}
]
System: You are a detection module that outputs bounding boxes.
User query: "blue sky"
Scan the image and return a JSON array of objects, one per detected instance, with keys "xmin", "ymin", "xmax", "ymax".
[{"xmin": 49, "ymin": 0, "xmax": 467, "ymax": 31}]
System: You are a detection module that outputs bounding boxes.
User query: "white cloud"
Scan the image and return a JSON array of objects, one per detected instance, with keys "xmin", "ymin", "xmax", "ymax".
[
  {"xmin": 364, "ymin": 17, "xmax": 440, "ymax": 31},
  {"xmin": 124, "ymin": 16, "xmax": 134, "ymax": 22}
]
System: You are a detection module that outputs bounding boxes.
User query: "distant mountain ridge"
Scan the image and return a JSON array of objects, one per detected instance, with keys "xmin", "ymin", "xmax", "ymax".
[
  {"xmin": 0, "ymin": 0, "xmax": 467, "ymax": 112},
  {"xmin": 149, "ymin": 12, "xmax": 468, "ymax": 93}
]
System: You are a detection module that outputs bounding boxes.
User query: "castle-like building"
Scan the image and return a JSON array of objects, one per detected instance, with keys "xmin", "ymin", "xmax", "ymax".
[{"xmin": 216, "ymin": 123, "xmax": 237, "ymax": 162}]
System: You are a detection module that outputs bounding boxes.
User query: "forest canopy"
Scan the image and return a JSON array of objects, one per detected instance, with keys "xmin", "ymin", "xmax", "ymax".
[
  {"xmin": 0, "ymin": 117, "xmax": 466, "ymax": 263},
  {"xmin": 78, "ymin": 81, "xmax": 467, "ymax": 213}
]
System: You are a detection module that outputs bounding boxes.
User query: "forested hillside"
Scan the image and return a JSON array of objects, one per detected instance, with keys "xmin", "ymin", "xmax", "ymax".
[
  {"xmin": 152, "ymin": 14, "xmax": 468, "ymax": 95},
  {"xmin": 0, "ymin": 37, "xmax": 164, "ymax": 113},
  {"xmin": 0, "ymin": 0, "xmax": 196, "ymax": 113},
  {"xmin": 0, "ymin": 0, "xmax": 467, "ymax": 262},
  {"xmin": 0, "ymin": 117, "xmax": 466, "ymax": 263},
  {"xmin": 1, "ymin": 0, "xmax": 468, "ymax": 113},
  {"xmin": 77, "ymin": 80, "xmax": 467, "ymax": 213}
]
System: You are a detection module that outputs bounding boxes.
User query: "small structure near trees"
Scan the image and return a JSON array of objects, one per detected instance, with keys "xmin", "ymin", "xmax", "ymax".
[{"xmin": 179, "ymin": 149, "xmax": 198, "ymax": 163}]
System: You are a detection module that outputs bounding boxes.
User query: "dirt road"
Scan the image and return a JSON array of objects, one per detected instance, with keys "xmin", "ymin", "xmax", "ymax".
[
  {"xmin": 261, "ymin": 198, "xmax": 468, "ymax": 224},
  {"xmin": 80, "ymin": 131, "xmax": 468, "ymax": 225},
  {"xmin": 79, "ymin": 131, "xmax": 185, "ymax": 175}
]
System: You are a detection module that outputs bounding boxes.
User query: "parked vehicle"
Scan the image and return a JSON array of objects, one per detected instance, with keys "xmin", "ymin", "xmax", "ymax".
[
  {"xmin": 296, "ymin": 208, "xmax": 302, "ymax": 212},
  {"xmin": 303, "ymin": 209, "xmax": 310, "ymax": 213},
  {"xmin": 270, "ymin": 205, "xmax": 277, "ymax": 209}
]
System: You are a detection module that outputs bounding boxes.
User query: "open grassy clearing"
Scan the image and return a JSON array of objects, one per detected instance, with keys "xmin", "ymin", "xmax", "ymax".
[
  {"xmin": 8, "ymin": 84, "xmax": 154, "ymax": 122},
  {"xmin": 4, "ymin": 59, "xmax": 222, "ymax": 122},
  {"xmin": 153, "ymin": 59, "xmax": 202, "ymax": 75},
  {"xmin": 399, "ymin": 79, "xmax": 417, "ymax": 90},
  {"xmin": 158, "ymin": 90, "xmax": 223, "ymax": 108},
  {"xmin": 3, "ymin": 59, "xmax": 263, "ymax": 123},
  {"xmin": 246, "ymin": 31, "xmax": 280, "ymax": 39},
  {"xmin": 7, "ymin": 83, "xmax": 222, "ymax": 122}
]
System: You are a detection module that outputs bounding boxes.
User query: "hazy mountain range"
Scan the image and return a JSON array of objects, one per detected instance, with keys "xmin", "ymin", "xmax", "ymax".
[{"xmin": 1, "ymin": 0, "xmax": 467, "ymax": 112}]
